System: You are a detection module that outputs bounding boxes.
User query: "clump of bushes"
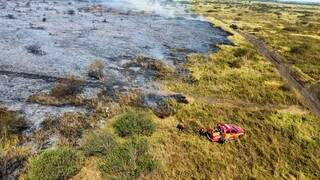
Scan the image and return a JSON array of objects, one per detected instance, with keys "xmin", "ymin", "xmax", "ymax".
[
  {"xmin": 233, "ymin": 47, "xmax": 249, "ymax": 58},
  {"xmin": 113, "ymin": 111, "xmax": 156, "ymax": 137},
  {"xmin": 289, "ymin": 43, "xmax": 310, "ymax": 54},
  {"xmin": 26, "ymin": 148, "xmax": 83, "ymax": 180},
  {"xmin": 81, "ymin": 131, "xmax": 116, "ymax": 156},
  {"xmin": 88, "ymin": 60, "xmax": 105, "ymax": 80},
  {"xmin": 51, "ymin": 76, "xmax": 84, "ymax": 98},
  {"xmin": 99, "ymin": 137, "xmax": 158, "ymax": 179}
]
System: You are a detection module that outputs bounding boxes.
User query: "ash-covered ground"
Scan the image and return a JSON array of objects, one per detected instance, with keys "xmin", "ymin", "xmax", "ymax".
[{"xmin": 0, "ymin": 0, "xmax": 231, "ymax": 126}]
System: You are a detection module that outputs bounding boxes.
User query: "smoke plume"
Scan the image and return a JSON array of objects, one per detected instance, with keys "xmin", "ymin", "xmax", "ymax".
[{"xmin": 90, "ymin": 0, "xmax": 192, "ymax": 17}]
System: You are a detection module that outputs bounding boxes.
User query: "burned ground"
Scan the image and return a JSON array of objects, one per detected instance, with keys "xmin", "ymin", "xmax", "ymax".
[{"xmin": 0, "ymin": 0, "xmax": 230, "ymax": 125}]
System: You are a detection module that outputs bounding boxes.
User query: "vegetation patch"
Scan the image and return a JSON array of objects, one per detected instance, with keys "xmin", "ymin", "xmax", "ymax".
[
  {"xmin": 41, "ymin": 113, "xmax": 97, "ymax": 145},
  {"xmin": 289, "ymin": 43, "xmax": 310, "ymax": 54},
  {"xmin": 113, "ymin": 111, "xmax": 156, "ymax": 137},
  {"xmin": 0, "ymin": 108, "xmax": 28, "ymax": 136},
  {"xmin": 26, "ymin": 147, "xmax": 83, "ymax": 180},
  {"xmin": 88, "ymin": 60, "xmax": 105, "ymax": 80},
  {"xmin": 28, "ymin": 93, "xmax": 86, "ymax": 107},
  {"xmin": 99, "ymin": 137, "xmax": 158, "ymax": 179},
  {"xmin": 81, "ymin": 131, "xmax": 117, "ymax": 156},
  {"xmin": 51, "ymin": 76, "xmax": 84, "ymax": 98},
  {"xmin": 128, "ymin": 56, "xmax": 174, "ymax": 79}
]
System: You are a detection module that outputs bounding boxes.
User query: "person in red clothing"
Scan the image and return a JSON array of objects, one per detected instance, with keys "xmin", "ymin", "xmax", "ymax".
[{"xmin": 200, "ymin": 124, "xmax": 244, "ymax": 144}]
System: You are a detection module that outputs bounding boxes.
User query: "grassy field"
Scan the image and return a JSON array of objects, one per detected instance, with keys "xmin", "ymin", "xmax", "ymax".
[
  {"xmin": 1, "ymin": 0, "xmax": 320, "ymax": 179},
  {"xmin": 193, "ymin": 0, "xmax": 320, "ymax": 86}
]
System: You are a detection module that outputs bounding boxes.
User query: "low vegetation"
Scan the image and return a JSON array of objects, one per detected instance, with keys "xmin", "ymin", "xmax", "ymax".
[
  {"xmin": 6, "ymin": 1, "xmax": 320, "ymax": 179},
  {"xmin": 28, "ymin": 93, "xmax": 86, "ymax": 107},
  {"xmin": 128, "ymin": 56, "xmax": 174, "ymax": 79},
  {"xmin": 81, "ymin": 131, "xmax": 116, "ymax": 156},
  {"xmin": 0, "ymin": 108, "xmax": 29, "ymax": 179},
  {"xmin": 193, "ymin": 0, "xmax": 320, "ymax": 83},
  {"xmin": 26, "ymin": 148, "xmax": 83, "ymax": 180},
  {"xmin": 99, "ymin": 137, "xmax": 158, "ymax": 179},
  {"xmin": 147, "ymin": 1, "xmax": 320, "ymax": 178},
  {"xmin": 113, "ymin": 111, "xmax": 156, "ymax": 137},
  {"xmin": 51, "ymin": 76, "xmax": 84, "ymax": 98},
  {"xmin": 41, "ymin": 113, "xmax": 97, "ymax": 145},
  {"xmin": 0, "ymin": 108, "xmax": 28, "ymax": 136},
  {"xmin": 88, "ymin": 60, "xmax": 105, "ymax": 80}
]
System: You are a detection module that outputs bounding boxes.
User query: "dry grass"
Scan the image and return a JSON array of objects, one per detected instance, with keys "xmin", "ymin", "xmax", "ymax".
[
  {"xmin": 88, "ymin": 60, "xmax": 105, "ymax": 80},
  {"xmin": 28, "ymin": 93, "xmax": 86, "ymax": 107},
  {"xmin": 41, "ymin": 113, "xmax": 98, "ymax": 146},
  {"xmin": 71, "ymin": 157, "xmax": 102, "ymax": 180},
  {"xmin": 129, "ymin": 56, "xmax": 174, "ymax": 79},
  {"xmin": 51, "ymin": 76, "xmax": 84, "ymax": 98}
]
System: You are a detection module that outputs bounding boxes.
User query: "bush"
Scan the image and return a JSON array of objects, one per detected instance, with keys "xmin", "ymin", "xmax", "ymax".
[
  {"xmin": 88, "ymin": 60, "xmax": 105, "ymax": 80},
  {"xmin": 282, "ymin": 26, "xmax": 298, "ymax": 32},
  {"xmin": 233, "ymin": 48, "xmax": 249, "ymax": 58},
  {"xmin": 81, "ymin": 131, "xmax": 116, "ymax": 156},
  {"xmin": 0, "ymin": 108, "xmax": 28, "ymax": 136},
  {"xmin": 51, "ymin": 77, "xmax": 84, "ymax": 98},
  {"xmin": 289, "ymin": 43, "xmax": 309, "ymax": 54},
  {"xmin": 26, "ymin": 148, "xmax": 83, "ymax": 180},
  {"xmin": 99, "ymin": 138, "xmax": 157, "ymax": 179},
  {"xmin": 114, "ymin": 111, "xmax": 156, "ymax": 137}
]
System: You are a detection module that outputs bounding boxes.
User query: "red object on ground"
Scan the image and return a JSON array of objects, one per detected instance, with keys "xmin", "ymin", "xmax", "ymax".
[{"xmin": 207, "ymin": 124, "xmax": 245, "ymax": 143}]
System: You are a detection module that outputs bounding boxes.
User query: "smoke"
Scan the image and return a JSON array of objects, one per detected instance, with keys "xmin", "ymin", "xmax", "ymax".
[{"xmin": 90, "ymin": 0, "xmax": 192, "ymax": 17}]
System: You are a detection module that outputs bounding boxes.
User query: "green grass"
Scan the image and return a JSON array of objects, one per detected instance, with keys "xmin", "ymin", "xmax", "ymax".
[
  {"xmin": 166, "ymin": 44, "xmax": 300, "ymax": 106},
  {"xmin": 99, "ymin": 137, "xmax": 158, "ymax": 179},
  {"xmin": 193, "ymin": 0, "xmax": 320, "ymax": 84},
  {"xmin": 149, "ymin": 102, "xmax": 320, "ymax": 179},
  {"xmin": 26, "ymin": 147, "xmax": 83, "ymax": 180},
  {"xmin": 150, "ymin": 2, "xmax": 320, "ymax": 178},
  {"xmin": 80, "ymin": 131, "xmax": 117, "ymax": 156},
  {"xmin": 113, "ymin": 111, "xmax": 156, "ymax": 137}
]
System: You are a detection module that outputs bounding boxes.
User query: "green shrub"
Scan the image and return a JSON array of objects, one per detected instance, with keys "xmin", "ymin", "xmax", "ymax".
[
  {"xmin": 81, "ymin": 131, "xmax": 116, "ymax": 156},
  {"xmin": 114, "ymin": 111, "xmax": 156, "ymax": 137},
  {"xmin": 99, "ymin": 137, "xmax": 157, "ymax": 179},
  {"xmin": 233, "ymin": 47, "xmax": 249, "ymax": 58},
  {"xmin": 289, "ymin": 43, "xmax": 310, "ymax": 54},
  {"xmin": 26, "ymin": 147, "xmax": 83, "ymax": 180}
]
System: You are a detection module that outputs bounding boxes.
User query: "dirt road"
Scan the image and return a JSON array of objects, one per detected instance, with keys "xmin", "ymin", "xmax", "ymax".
[{"xmin": 238, "ymin": 30, "xmax": 320, "ymax": 116}]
